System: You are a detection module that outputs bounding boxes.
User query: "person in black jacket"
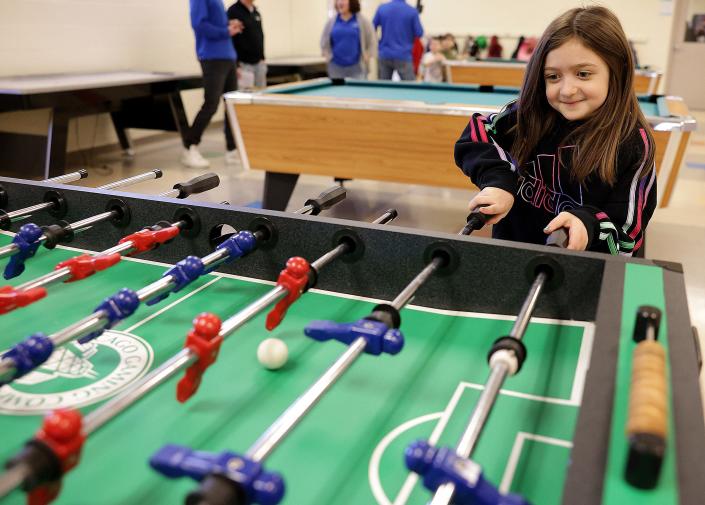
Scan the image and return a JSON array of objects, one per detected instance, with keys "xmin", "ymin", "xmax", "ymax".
[
  {"xmin": 228, "ymin": 0, "xmax": 266, "ymax": 89},
  {"xmin": 455, "ymin": 6, "xmax": 656, "ymax": 256}
]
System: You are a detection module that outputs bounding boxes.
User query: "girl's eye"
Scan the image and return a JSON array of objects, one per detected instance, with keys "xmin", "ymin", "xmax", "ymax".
[
  {"xmin": 544, "ymin": 74, "xmax": 559, "ymax": 81},
  {"xmin": 577, "ymin": 71, "xmax": 592, "ymax": 79}
]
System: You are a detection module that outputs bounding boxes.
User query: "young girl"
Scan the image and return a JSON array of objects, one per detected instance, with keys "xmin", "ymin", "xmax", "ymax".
[
  {"xmin": 455, "ymin": 6, "xmax": 656, "ymax": 256},
  {"xmin": 419, "ymin": 37, "xmax": 446, "ymax": 83}
]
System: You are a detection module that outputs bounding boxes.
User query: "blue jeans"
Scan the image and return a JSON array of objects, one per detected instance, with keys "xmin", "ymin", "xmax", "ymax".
[
  {"xmin": 378, "ymin": 58, "xmax": 415, "ymax": 80},
  {"xmin": 327, "ymin": 61, "xmax": 366, "ymax": 80}
]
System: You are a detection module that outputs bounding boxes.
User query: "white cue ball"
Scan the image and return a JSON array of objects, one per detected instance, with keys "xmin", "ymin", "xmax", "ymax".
[{"xmin": 257, "ymin": 338, "xmax": 288, "ymax": 370}]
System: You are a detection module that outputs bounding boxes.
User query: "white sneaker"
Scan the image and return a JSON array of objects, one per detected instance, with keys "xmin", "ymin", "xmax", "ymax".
[
  {"xmin": 224, "ymin": 149, "xmax": 239, "ymax": 164},
  {"xmin": 180, "ymin": 145, "xmax": 210, "ymax": 169}
]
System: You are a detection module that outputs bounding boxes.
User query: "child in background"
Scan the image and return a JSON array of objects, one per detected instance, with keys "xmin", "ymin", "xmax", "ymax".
[
  {"xmin": 516, "ymin": 36, "xmax": 537, "ymax": 61},
  {"xmin": 419, "ymin": 37, "xmax": 445, "ymax": 82},
  {"xmin": 441, "ymin": 33, "xmax": 458, "ymax": 60},
  {"xmin": 455, "ymin": 6, "xmax": 656, "ymax": 256}
]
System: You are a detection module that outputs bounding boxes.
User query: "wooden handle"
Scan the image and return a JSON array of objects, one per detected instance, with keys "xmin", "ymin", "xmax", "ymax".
[{"xmin": 625, "ymin": 339, "xmax": 668, "ymax": 489}]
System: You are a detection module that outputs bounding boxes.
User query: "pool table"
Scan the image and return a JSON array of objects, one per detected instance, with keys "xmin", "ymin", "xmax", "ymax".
[
  {"xmin": 0, "ymin": 177, "xmax": 703, "ymax": 504},
  {"xmin": 225, "ymin": 79, "xmax": 695, "ymax": 210},
  {"xmin": 443, "ymin": 59, "xmax": 663, "ymax": 95}
]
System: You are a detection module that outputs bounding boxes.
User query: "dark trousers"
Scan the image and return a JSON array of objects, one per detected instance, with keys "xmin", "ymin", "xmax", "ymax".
[
  {"xmin": 378, "ymin": 58, "xmax": 415, "ymax": 80},
  {"xmin": 184, "ymin": 59, "xmax": 237, "ymax": 150}
]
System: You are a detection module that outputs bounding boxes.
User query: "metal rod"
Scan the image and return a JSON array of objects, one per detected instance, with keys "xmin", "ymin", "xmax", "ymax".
[
  {"xmin": 372, "ymin": 210, "xmax": 397, "ymax": 224},
  {"xmin": 247, "ymin": 337, "xmax": 367, "ymax": 462},
  {"xmin": 0, "ymin": 463, "xmax": 29, "ymax": 499},
  {"xmin": 43, "ymin": 170, "xmax": 88, "ymax": 184},
  {"xmin": 429, "ymin": 271, "xmax": 548, "ymax": 505},
  {"xmin": 2, "ymin": 171, "xmax": 156, "ymax": 227},
  {"xmin": 82, "ymin": 350, "xmax": 195, "ymax": 434},
  {"xmin": 99, "ymin": 241, "xmax": 137, "ymax": 257},
  {"xmin": 51, "ymin": 313, "xmax": 107, "ymax": 348},
  {"xmin": 454, "ymin": 366, "xmax": 509, "ymax": 457},
  {"xmin": 0, "ymin": 359, "xmax": 16, "ymax": 384},
  {"xmin": 136, "ymin": 276, "xmax": 176, "ymax": 303},
  {"xmin": 4, "ymin": 202, "xmax": 54, "ymax": 223},
  {"xmin": 309, "ymin": 243, "xmax": 348, "ymax": 272},
  {"xmin": 0, "ymin": 210, "xmax": 113, "ymax": 263},
  {"xmin": 158, "ymin": 188, "xmax": 178, "ymax": 198},
  {"xmin": 16, "ymin": 266, "xmax": 71, "ymax": 291},
  {"xmin": 0, "ymin": 312, "xmax": 107, "ymax": 385},
  {"xmin": 199, "ymin": 248, "xmax": 234, "ymax": 272},
  {"xmin": 390, "ymin": 256, "xmax": 444, "ymax": 311},
  {"xmin": 293, "ymin": 204, "xmax": 313, "ymax": 215},
  {"xmin": 134, "ymin": 248, "xmax": 229, "ymax": 304},
  {"xmin": 220, "ymin": 287, "xmax": 287, "ymax": 336},
  {"xmin": 65, "ymin": 210, "xmax": 114, "ymax": 232},
  {"xmin": 0, "ymin": 243, "xmax": 19, "ymax": 260},
  {"xmin": 97, "ymin": 170, "xmax": 161, "ymax": 191},
  {"xmin": 509, "ymin": 272, "xmax": 546, "ymax": 339}
]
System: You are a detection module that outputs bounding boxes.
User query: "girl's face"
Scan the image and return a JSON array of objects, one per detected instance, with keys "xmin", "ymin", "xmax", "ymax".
[
  {"xmin": 543, "ymin": 38, "xmax": 609, "ymax": 121},
  {"xmin": 336, "ymin": 0, "xmax": 350, "ymax": 14}
]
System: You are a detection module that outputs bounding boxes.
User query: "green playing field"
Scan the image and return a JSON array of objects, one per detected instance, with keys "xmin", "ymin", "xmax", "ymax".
[{"xmin": 0, "ymin": 233, "xmax": 592, "ymax": 505}]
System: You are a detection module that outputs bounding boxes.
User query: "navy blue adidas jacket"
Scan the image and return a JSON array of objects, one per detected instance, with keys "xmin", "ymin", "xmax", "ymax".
[{"xmin": 455, "ymin": 105, "xmax": 657, "ymax": 256}]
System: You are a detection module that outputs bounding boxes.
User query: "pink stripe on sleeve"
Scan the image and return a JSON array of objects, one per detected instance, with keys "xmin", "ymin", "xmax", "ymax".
[
  {"xmin": 468, "ymin": 117, "xmax": 478, "ymax": 142},
  {"xmin": 634, "ymin": 237, "xmax": 643, "ymax": 252},
  {"xmin": 628, "ymin": 129, "xmax": 650, "ymax": 239},
  {"xmin": 478, "ymin": 116, "xmax": 489, "ymax": 143}
]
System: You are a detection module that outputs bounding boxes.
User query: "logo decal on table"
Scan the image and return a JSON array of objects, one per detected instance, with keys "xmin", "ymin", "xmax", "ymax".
[{"xmin": 0, "ymin": 331, "xmax": 153, "ymax": 415}]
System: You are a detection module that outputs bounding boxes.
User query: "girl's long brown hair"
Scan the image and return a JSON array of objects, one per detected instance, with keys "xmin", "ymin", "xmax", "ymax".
[{"xmin": 512, "ymin": 6, "xmax": 655, "ymax": 185}]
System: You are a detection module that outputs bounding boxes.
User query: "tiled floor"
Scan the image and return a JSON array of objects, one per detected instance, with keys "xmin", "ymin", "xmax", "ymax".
[{"xmin": 71, "ymin": 112, "xmax": 705, "ymax": 407}]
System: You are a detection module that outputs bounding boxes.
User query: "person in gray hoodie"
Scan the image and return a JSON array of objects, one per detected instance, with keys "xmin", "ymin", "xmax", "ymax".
[{"xmin": 321, "ymin": 0, "xmax": 377, "ymax": 79}]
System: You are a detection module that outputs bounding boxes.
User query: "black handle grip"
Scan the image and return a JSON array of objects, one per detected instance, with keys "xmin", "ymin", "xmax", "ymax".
[
  {"xmin": 153, "ymin": 169, "xmax": 163, "ymax": 179},
  {"xmin": 461, "ymin": 205, "xmax": 489, "ymax": 235},
  {"xmin": 545, "ymin": 228, "xmax": 569, "ymax": 248},
  {"xmin": 304, "ymin": 185, "xmax": 347, "ymax": 215},
  {"xmin": 633, "ymin": 305, "xmax": 662, "ymax": 342},
  {"xmin": 375, "ymin": 208, "xmax": 398, "ymax": 224},
  {"xmin": 174, "ymin": 173, "xmax": 220, "ymax": 198},
  {"xmin": 77, "ymin": 169, "xmax": 89, "ymax": 179}
]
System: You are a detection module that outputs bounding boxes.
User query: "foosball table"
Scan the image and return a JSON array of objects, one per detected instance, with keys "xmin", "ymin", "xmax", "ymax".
[{"xmin": 0, "ymin": 176, "xmax": 702, "ymax": 505}]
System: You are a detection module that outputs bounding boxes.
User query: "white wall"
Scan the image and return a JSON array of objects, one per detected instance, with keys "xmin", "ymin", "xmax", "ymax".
[
  {"xmin": 0, "ymin": 0, "xmax": 676, "ymax": 153},
  {"xmin": 414, "ymin": 1, "xmax": 673, "ymax": 85},
  {"xmin": 0, "ymin": 0, "xmax": 326, "ymax": 152}
]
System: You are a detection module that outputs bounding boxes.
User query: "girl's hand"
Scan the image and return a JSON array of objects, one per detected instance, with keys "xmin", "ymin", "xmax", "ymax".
[
  {"xmin": 544, "ymin": 212, "xmax": 588, "ymax": 250},
  {"xmin": 467, "ymin": 187, "xmax": 514, "ymax": 225}
]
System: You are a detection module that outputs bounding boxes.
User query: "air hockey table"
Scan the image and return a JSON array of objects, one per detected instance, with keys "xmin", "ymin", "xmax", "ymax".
[
  {"xmin": 0, "ymin": 177, "xmax": 703, "ymax": 505},
  {"xmin": 0, "ymin": 71, "xmax": 202, "ymax": 180},
  {"xmin": 225, "ymin": 79, "xmax": 695, "ymax": 210}
]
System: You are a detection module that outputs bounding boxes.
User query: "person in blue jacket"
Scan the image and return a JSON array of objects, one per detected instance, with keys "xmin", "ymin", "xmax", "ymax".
[
  {"xmin": 182, "ymin": 0, "xmax": 243, "ymax": 168},
  {"xmin": 373, "ymin": 0, "xmax": 424, "ymax": 80},
  {"xmin": 320, "ymin": 0, "xmax": 377, "ymax": 79}
]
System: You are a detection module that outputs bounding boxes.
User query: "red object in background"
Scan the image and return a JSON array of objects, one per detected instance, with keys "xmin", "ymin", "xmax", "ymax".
[
  {"xmin": 412, "ymin": 37, "xmax": 423, "ymax": 74},
  {"xmin": 487, "ymin": 35, "xmax": 503, "ymax": 58}
]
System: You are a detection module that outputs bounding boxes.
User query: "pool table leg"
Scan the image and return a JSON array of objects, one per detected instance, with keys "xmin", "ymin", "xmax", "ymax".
[
  {"xmin": 262, "ymin": 171, "xmax": 299, "ymax": 211},
  {"xmin": 110, "ymin": 111, "xmax": 133, "ymax": 153}
]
